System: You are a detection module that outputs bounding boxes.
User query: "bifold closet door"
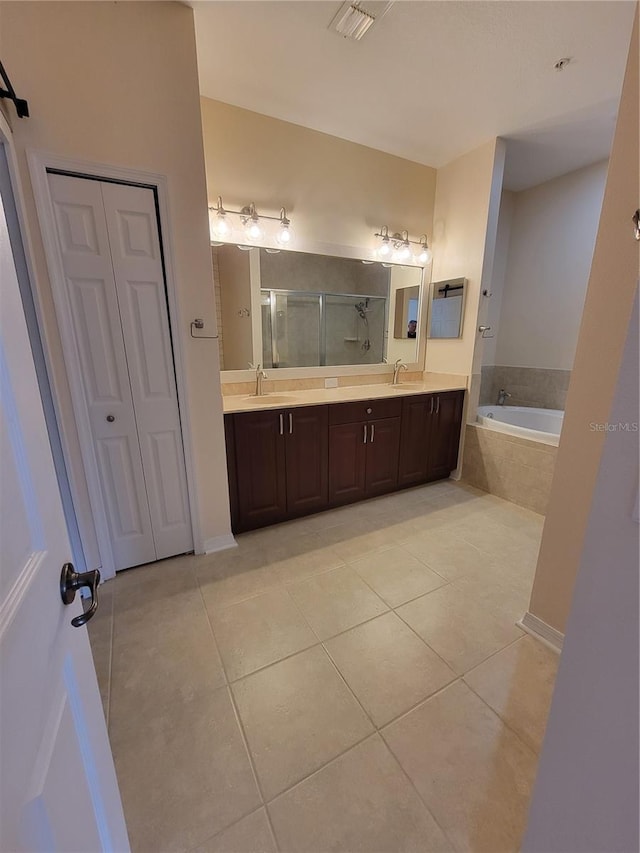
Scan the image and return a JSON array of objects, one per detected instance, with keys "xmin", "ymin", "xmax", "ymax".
[
  {"xmin": 48, "ymin": 173, "xmax": 192, "ymax": 570},
  {"xmin": 101, "ymin": 182, "xmax": 192, "ymax": 561}
]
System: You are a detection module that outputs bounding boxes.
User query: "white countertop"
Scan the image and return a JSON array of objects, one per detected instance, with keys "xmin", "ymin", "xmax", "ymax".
[{"xmin": 222, "ymin": 378, "xmax": 467, "ymax": 414}]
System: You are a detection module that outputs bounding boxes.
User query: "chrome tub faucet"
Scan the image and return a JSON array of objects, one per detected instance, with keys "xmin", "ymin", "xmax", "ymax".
[{"xmin": 496, "ymin": 388, "xmax": 512, "ymax": 406}]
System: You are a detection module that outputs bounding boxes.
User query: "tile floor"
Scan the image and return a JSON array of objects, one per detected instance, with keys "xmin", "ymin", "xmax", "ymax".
[{"xmin": 89, "ymin": 481, "xmax": 559, "ymax": 853}]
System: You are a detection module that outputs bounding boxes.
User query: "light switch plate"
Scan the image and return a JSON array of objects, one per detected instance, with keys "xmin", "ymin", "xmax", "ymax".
[{"xmin": 325, "ymin": 378, "xmax": 338, "ymax": 388}]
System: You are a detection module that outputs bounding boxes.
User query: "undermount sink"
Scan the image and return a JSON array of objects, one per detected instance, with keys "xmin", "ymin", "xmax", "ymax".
[
  {"xmin": 244, "ymin": 394, "xmax": 297, "ymax": 405},
  {"xmin": 389, "ymin": 383, "xmax": 425, "ymax": 391}
]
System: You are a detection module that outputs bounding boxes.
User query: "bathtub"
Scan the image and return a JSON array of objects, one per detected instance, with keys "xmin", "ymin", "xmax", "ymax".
[{"xmin": 476, "ymin": 405, "xmax": 564, "ymax": 447}]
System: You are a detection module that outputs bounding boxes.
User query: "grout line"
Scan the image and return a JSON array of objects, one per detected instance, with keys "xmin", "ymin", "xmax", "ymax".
[
  {"xmin": 378, "ymin": 720, "xmax": 457, "ymax": 850},
  {"xmin": 461, "ymin": 678, "xmax": 541, "ymax": 760}
]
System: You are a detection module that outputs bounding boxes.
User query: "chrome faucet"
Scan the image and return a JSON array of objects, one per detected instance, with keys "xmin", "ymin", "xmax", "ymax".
[
  {"xmin": 253, "ymin": 364, "xmax": 268, "ymax": 396},
  {"xmin": 392, "ymin": 358, "xmax": 408, "ymax": 386},
  {"xmin": 496, "ymin": 389, "xmax": 512, "ymax": 406}
]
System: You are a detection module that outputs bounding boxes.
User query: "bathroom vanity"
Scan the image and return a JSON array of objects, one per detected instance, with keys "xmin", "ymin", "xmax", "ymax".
[{"xmin": 223, "ymin": 386, "xmax": 464, "ymax": 533}]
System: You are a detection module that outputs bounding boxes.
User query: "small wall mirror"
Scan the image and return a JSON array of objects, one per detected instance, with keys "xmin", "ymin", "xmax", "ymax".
[
  {"xmin": 213, "ymin": 246, "xmax": 424, "ymax": 371},
  {"xmin": 393, "ymin": 284, "xmax": 420, "ymax": 339},
  {"xmin": 429, "ymin": 277, "xmax": 466, "ymax": 339}
]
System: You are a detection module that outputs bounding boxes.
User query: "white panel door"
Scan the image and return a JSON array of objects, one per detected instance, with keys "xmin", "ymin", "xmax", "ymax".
[
  {"xmin": 102, "ymin": 182, "xmax": 193, "ymax": 560},
  {"xmin": 48, "ymin": 173, "xmax": 157, "ymax": 571},
  {"xmin": 0, "ymin": 173, "xmax": 129, "ymax": 852}
]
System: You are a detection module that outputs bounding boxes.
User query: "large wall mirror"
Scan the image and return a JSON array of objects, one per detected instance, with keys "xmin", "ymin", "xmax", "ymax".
[{"xmin": 213, "ymin": 246, "xmax": 424, "ymax": 372}]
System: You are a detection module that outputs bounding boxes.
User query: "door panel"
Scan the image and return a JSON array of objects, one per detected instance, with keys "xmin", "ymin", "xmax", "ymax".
[
  {"xmin": 102, "ymin": 181, "xmax": 192, "ymax": 560},
  {"xmin": 365, "ymin": 417, "xmax": 401, "ymax": 496},
  {"xmin": 285, "ymin": 405, "xmax": 328, "ymax": 516},
  {"xmin": 328, "ymin": 422, "xmax": 367, "ymax": 506},
  {"xmin": 427, "ymin": 391, "xmax": 464, "ymax": 480},
  {"xmin": 48, "ymin": 173, "xmax": 156, "ymax": 570},
  {"xmin": 234, "ymin": 410, "xmax": 287, "ymax": 530},
  {"xmin": 0, "ymin": 176, "xmax": 129, "ymax": 851},
  {"xmin": 398, "ymin": 395, "xmax": 432, "ymax": 488}
]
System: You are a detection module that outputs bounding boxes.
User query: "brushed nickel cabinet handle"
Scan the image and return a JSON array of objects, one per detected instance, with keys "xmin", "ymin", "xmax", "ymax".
[
  {"xmin": 363, "ymin": 424, "xmax": 367, "ymax": 444},
  {"xmin": 289, "ymin": 412, "xmax": 293, "ymax": 435},
  {"xmin": 279, "ymin": 413, "xmax": 284, "ymax": 435},
  {"xmin": 371, "ymin": 423, "xmax": 375, "ymax": 443}
]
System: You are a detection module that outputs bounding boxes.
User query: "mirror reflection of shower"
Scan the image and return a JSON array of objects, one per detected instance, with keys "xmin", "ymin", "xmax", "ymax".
[{"xmin": 354, "ymin": 299, "xmax": 372, "ymax": 352}]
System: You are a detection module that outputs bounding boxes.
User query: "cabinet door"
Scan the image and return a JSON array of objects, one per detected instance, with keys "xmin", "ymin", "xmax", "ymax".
[
  {"xmin": 427, "ymin": 391, "xmax": 464, "ymax": 480},
  {"xmin": 328, "ymin": 422, "xmax": 367, "ymax": 506},
  {"xmin": 233, "ymin": 410, "xmax": 287, "ymax": 531},
  {"xmin": 365, "ymin": 417, "xmax": 401, "ymax": 496},
  {"xmin": 285, "ymin": 405, "xmax": 329, "ymax": 516},
  {"xmin": 398, "ymin": 395, "xmax": 433, "ymax": 488}
]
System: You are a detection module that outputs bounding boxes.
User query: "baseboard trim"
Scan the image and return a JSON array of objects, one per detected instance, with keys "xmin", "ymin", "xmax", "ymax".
[
  {"xmin": 518, "ymin": 611, "xmax": 564, "ymax": 653},
  {"xmin": 202, "ymin": 533, "xmax": 237, "ymax": 555}
]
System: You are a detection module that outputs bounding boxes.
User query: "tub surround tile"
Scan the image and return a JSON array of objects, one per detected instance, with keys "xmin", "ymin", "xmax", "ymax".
[
  {"xmin": 480, "ymin": 364, "xmax": 571, "ymax": 410},
  {"xmin": 232, "ymin": 645, "xmax": 374, "ymax": 800},
  {"xmin": 382, "ymin": 681, "xmax": 537, "ymax": 853},
  {"xmin": 268, "ymin": 735, "xmax": 452, "ymax": 852},
  {"xmin": 462, "ymin": 423, "xmax": 556, "ymax": 514}
]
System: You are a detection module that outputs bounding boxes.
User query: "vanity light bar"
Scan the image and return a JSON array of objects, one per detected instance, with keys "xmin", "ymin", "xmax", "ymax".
[
  {"xmin": 375, "ymin": 226, "xmax": 432, "ymax": 266},
  {"xmin": 209, "ymin": 196, "xmax": 294, "ymax": 248}
]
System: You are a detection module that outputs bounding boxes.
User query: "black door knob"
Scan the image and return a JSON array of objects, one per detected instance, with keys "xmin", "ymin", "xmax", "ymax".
[{"xmin": 60, "ymin": 562, "xmax": 101, "ymax": 627}]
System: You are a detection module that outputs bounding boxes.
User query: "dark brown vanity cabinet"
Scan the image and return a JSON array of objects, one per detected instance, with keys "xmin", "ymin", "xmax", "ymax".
[
  {"xmin": 398, "ymin": 391, "xmax": 465, "ymax": 486},
  {"xmin": 328, "ymin": 399, "xmax": 402, "ymax": 506},
  {"xmin": 225, "ymin": 406, "xmax": 328, "ymax": 532},
  {"xmin": 225, "ymin": 390, "xmax": 464, "ymax": 533}
]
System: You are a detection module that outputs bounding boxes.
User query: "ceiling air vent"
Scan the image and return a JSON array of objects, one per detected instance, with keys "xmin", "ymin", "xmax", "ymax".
[{"xmin": 328, "ymin": 1, "xmax": 394, "ymax": 41}]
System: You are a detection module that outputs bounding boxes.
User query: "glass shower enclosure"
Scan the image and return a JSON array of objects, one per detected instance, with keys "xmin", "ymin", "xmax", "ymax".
[{"xmin": 261, "ymin": 289, "xmax": 386, "ymax": 368}]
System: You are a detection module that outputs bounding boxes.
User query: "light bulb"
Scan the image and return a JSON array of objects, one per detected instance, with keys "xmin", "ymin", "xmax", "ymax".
[
  {"xmin": 213, "ymin": 210, "xmax": 231, "ymax": 238},
  {"xmin": 377, "ymin": 239, "xmax": 392, "ymax": 259},
  {"xmin": 276, "ymin": 221, "xmax": 294, "ymax": 246},
  {"xmin": 398, "ymin": 242, "xmax": 412, "ymax": 261},
  {"xmin": 415, "ymin": 245, "xmax": 433, "ymax": 265},
  {"xmin": 245, "ymin": 217, "xmax": 263, "ymax": 242}
]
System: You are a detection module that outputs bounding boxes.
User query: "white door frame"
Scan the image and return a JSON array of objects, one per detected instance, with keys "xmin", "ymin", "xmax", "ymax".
[{"xmin": 28, "ymin": 150, "xmax": 201, "ymax": 580}]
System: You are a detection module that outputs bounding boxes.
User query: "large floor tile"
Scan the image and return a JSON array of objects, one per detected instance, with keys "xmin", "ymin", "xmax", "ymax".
[
  {"xmin": 401, "ymin": 530, "xmax": 496, "ymax": 582},
  {"xmin": 211, "ymin": 587, "xmax": 317, "ymax": 681},
  {"xmin": 464, "ymin": 635, "xmax": 559, "ymax": 752},
  {"xmin": 194, "ymin": 809, "xmax": 277, "ymax": 853},
  {"xmin": 325, "ymin": 523, "xmax": 399, "ymax": 562},
  {"xmin": 349, "ymin": 544, "xmax": 448, "ymax": 607},
  {"xmin": 396, "ymin": 585, "xmax": 523, "ymax": 674},
  {"xmin": 383, "ymin": 681, "xmax": 537, "ymax": 853},
  {"xmin": 325, "ymin": 612, "xmax": 456, "ymax": 727},
  {"xmin": 287, "ymin": 566, "xmax": 388, "ymax": 640},
  {"xmin": 110, "ymin": 588, "xmax": 226, "ymax": 721},
  {"xmin": 269, "ymin": 541, "xmax": 346, "ymax": 585},
  {"xmin": 232, "ymin": 645, "xmax": 373, "ymax": 800},
  {"xmin": 198, "ymin": 552, "xmax": 281, "ymax": 611},
  {"xmin": 269, "ymin": 735, "xmax": 451, "ymax": 853},
  {"xmin": 112, "ymin": 686, "xmax": 261, "ymax": 853}
]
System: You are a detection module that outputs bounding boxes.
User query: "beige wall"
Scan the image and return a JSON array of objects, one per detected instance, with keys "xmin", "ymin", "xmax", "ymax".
[
  {"xmin": 527, "ymin": 10, "xmax": 639, "ymax": 633},
  {"xmin": 200, "ymin": 97, "xmax": 437, "ymax": 272},
  {"xmin": 495, "ymin": 160, "xmax": 608, "ymax": 370},
  {"xmin": 0, "ymin": 2, "xmax": 231, "ymax": 563},
  {"xmin": 427, "ymin": 138, "xmax": 505, "ymax": 378}
]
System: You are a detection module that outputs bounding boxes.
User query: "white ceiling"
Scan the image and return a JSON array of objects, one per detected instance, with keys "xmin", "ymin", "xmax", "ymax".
[{"xmin": 191, "ymin": 1, "xmax": 636, "ymax": 190}]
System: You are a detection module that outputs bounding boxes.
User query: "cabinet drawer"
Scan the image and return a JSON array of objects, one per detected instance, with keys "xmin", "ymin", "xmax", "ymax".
[{"xmin": 329, "ymin": 397, "xmax": 402, "ymax": 425}]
